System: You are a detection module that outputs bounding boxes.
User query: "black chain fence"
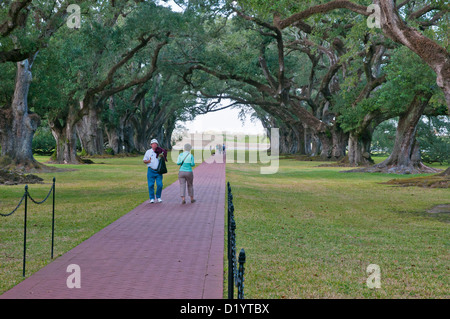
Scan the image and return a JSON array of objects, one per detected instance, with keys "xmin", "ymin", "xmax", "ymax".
[
  {"xmin": 1, "ymin": 178, "xmax": 56, "ymax": 277},
  {"xmin": 227, "ymin": 181, "xmax": 246, "ymax": 299}
]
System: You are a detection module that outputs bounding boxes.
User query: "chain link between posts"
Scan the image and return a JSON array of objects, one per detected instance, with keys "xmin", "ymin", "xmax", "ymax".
[{"xmin": 1, "ymin": 178, "xmax": 56, "ymax": 277}]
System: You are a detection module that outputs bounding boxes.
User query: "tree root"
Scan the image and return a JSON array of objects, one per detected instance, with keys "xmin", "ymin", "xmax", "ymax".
[
  {"xmin": 341, "ymin": 162, "xmax": 442, "ymax": 174},
  {"xmin": 0, "ymin": 168, "xmax": 44, "ymax": 185},
  {"xmin": 383, "ymin": 174, "xmax": 449, "ymax": 188}
]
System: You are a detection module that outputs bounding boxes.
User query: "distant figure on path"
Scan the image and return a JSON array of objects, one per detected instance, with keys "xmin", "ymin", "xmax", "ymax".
[
  {"xmin": 177, "ymin": 143, "xmax": 196, "ymax": 204},
  {"xmin": 222, "ymin": 143, "xmax": 226, "ymax": 154},
  {"xmin": 143, "ymin": 139, "xmax": 167, "ymax": 203}
]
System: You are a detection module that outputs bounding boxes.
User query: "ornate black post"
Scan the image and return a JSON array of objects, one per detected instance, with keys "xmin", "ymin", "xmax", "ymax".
[
  {"xmin": 23, "ymin": 185, "xmax": 28, "ymax": 277},
  {"xmin": 237, "ymin": 248, "xmax": 246, "ymax": 299},
  {"xmin": 51, "ymin": 177, "xmax": 56, "ymax": 259}
]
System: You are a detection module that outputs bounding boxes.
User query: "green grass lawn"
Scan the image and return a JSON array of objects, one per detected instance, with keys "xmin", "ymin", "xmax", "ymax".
[
  {"xmin": 225, "ymin": 155, "xmax": 449, "ymax": 298},
  {"xmin": 1, "ymin": 152, "xmax": 448, "ymax": 298}
]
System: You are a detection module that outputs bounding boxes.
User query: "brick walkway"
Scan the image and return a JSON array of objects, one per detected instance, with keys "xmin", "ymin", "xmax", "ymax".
[{"xmin": 0, "ymin": 154, "xmax": 226, "ymax": 299}]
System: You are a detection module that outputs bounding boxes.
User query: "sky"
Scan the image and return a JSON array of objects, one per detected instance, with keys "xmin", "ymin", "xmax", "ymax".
[
  {"xmin": 180, "ymin": 108, "xmax": 266, "ymax": 135},
  {"xmin": 158, "ymin": 0, "xmax": 184, "ymax": 12}
]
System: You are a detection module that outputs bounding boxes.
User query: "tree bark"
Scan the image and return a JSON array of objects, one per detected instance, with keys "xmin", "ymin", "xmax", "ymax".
[
  {"xmin": 129, "ymin": 81, "xmax": 178, "ymax": 152},
  {"xmin": 278, "ymin": 123, "xmax": 305, "ymax": 154},
  {"xmin": 123, "ymin": 122, "xmax": 136, "ymax": 153},
  {"xmin": 48, "ymin": 102, "xmax": 84, "ymax": 164},
  {"xmin": 439, "ymin": 167, "xmax": 450, "ymax": 176},
  {"xmin": 316, "ymin": 125, "xmax": 347, "ymax": 160},
  {"xmin": 347, "ymin": 111, "xmax": 386, "ymax": 167},
  {"xmin": 0, "ymin": 56, "xmax": 44, "ymax": 171},
  {"xmin": 345, "ymin": 92, "xmax": 441, "ymax": 174},
  {"xmin": 162, "ymin": 114, "xmax": 176, "ymax": 150},
  {"xmin": 105, "ymin": 96, "xmax": 129, "ymax": 155},
  {"xmin": 347, "ymin": 130, "xmax": 374, "ymax": 166},
  {"xmin": 374, "ymin": 0, "xmax": 450, "ymax": 113},
  {"xmin": 76, "ymin": 101, "xmax": 104, "ymax": 156},
  {"xmin": 310, "ymin": 132, "xmax": 321, "ymax": 157},
  {"xmin": 254, "ymin": 111, "xmax": 306, "ymax": 155},
  {"xmin": 303, "ymin": 126, "xmax": 313, "ymax": 155}
]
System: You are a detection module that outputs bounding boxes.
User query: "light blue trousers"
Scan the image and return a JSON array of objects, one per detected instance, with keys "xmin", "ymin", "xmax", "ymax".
[{"xmin": 147, "ymin": 168, "xmax": 163, "ymax": 200}]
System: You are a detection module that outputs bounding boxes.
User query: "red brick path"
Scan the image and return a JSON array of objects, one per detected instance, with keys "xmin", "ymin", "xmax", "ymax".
[{"xmin": 1, "ymin": 155, "xmax": 226, "ymax": 299}]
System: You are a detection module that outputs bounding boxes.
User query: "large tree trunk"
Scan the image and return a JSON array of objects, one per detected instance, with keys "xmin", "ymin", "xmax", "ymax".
[
  {"xmin": 0, "ymin": 56, "xmax": 45, "ymax": 171},
  {"xmin": 153, "ymin": 127, "xmax": 165, "ymax": 149},
  {"xmin": 132, "ymin": 102, "xmax": 149, "ymax": 153},
  {"xmin": 48, "ymin": 105, "xmax": 83, "ymax": 164},
  {"xmin": 50, "ymin": 123, "xmax": 80, "ymax": 164},
  {"xmin": 133, "ymin": 128, "xmax": 147, "ymax": 153},
  {"xmin": 439, "ymin": 167, "xmax": 450, "ymax": 176},
  {"xmin": 332, "ymin": 126, "xmax": 347, "ymax": 159},
  {"xmin": 279, "ymin": 123, "xmax": 305, "ymax": 154},
  {"xmin": 131, "ymin": 97, "xmax": 150, "ymax": 153},
  {"xmin": 347, "ymin": 111, "xmax": 388, "ymax": 166},
  {"xmin": 162, "ymin": 114, "xmax": 176, "ymax": 151},
  {"xmin": 123, "ymin": 122, "xmax": 136, "ymax": 153},
  {"xmin": 303, "ymin": 127, "xmax": 322, "ymax": 157},
  {"xmin": 76, "ymin": 102, "xmax": 104, "ymax": 156},
  {"xmin": 345, "ymin": 92, "xmax": 441, "ymax": 174},
  {"xmin": 106, "ymin": 125, "xmax": 122, "ymax": 155},
  {"xmin": 347, "ymin": 129, "xmax": 375, "ymax": 166},
  {"xmin": 253, "ymin": 111, "xmax": 306, "ymax": 155},
  {"xmin": 105, "ymin": 96, "xmax": 128, "ymax": 155},
  {"xmin": 310, "ymin": 132, "xmax": 321, "ymax": 157},
  {"xmin": 317, "ymin": 125, "xmax": 347, "ymax": 160},
  {"xmin": 51, "ymin": 126, "xmax": 79, "ymax": 164},
  {"xmin": 303, "ymin": 126, "xmax": 313, "ymax": 155},
  {"xmin": 130, "ymin": 95, "xmax": 178, "ymax": 152}
]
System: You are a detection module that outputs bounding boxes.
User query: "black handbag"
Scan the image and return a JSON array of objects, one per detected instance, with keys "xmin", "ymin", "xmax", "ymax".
[{"xmin": 156, "ymin": 156, "xmax": 168, "ymax": 174}]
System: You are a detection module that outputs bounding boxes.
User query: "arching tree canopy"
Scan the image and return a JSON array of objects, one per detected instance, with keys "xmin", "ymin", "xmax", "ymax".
[{"xmin": 0, "ymin": 0, "xmax": 448, "ymax": 174}]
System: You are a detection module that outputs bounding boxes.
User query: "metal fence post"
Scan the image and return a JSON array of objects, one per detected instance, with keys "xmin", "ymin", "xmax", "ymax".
[
  {"xmin": 27, "ymin": 178, "xmax": 56, "ymax": 259},
  {"xmin": 51, "ymin": 177, "xmax": 55, "ymax": 259},
  {"xmin": 23, "ymin": 185, "xmax": 28, "ymax": 277},
  {"xmin": 227, "ymin": 182, "xmax": 246, "ymax": 299},
  {"xmin": 237, "ymin": 248, "xmax": 246, "ymax": 299},
  {"xmin": 228, "ymin": 218, "xmax": 236, "ymax": 299},
  {"xmin": 2, "ymin": 179, "xmax": 56, "ymax": 276}
]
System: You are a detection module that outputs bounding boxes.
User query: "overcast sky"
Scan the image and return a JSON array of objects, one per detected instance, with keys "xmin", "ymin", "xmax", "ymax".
[{"xmin": 181, "ymin": 107, "xmax": 265, "ymax": 135}]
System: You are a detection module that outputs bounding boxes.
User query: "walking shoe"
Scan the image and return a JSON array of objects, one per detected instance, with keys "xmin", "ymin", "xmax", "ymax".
[
  {"xmin": 150, "ymin": 199, "xmax": 155, "ymax": 203},
  {"xmin": 157, "ymin": 198, "xmax": 163, "ymax": 203}
]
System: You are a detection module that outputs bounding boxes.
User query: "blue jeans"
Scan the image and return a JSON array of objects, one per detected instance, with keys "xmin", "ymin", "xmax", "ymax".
[{"xmin": 147, "ymin": 168, "xmax": 163, "ymax": 200}]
